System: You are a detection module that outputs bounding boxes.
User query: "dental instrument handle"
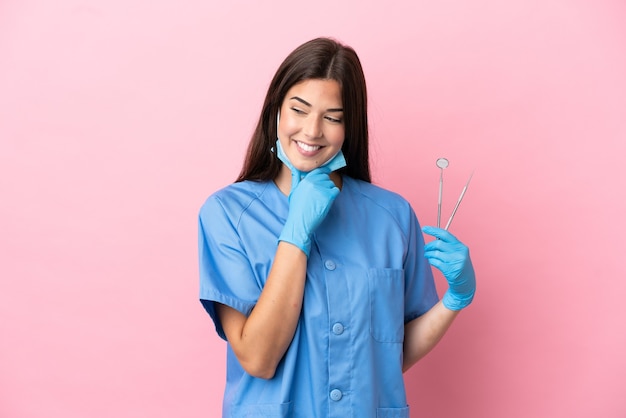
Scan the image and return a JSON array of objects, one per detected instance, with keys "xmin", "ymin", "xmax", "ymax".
[{"xmin": 437, "ymin": 170, "xmax": 443, "ymax": 228}]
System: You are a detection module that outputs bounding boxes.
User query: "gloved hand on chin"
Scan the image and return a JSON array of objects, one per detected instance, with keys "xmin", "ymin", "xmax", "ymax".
[
  {"xmin": 278, "ymin": 166, "xmax": 339, "ymax": 257},
  {"xmin": 273, "ymin": 139, "xmax": 344, "ymax": 257}
]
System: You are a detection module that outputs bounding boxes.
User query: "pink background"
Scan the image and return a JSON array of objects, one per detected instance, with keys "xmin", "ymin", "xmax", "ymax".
[{"xmin": 1, "ymin": 0, "xmax": 625, "ymax": 417}]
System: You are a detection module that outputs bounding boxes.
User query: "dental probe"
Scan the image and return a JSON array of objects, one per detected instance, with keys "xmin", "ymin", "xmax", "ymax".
[{"xmin": 444, "ymin": 171, "xmax": 474, "ymax": 231}]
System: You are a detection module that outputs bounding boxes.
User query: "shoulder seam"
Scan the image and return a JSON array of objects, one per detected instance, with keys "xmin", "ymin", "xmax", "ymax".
[
  {"xmin": 349, "ymin": 181, "xmax": 411, "ymax": 242},
  {"xmin": 225, "ymin": 181, "xmax": 271, "ymax": 230}
]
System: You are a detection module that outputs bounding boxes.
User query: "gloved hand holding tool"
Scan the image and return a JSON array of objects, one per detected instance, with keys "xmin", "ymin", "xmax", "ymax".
[{"xmin": 422, "ymin": 226, "xmax": 476, "ymax": 311}]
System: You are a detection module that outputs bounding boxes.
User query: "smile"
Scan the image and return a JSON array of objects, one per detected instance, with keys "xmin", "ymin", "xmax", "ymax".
[{"xmin": 296, "ymin": 141, "xmax": 322, "ymax": 152}]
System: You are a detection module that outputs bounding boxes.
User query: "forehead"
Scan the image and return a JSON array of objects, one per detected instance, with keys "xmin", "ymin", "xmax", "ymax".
[{"xmin": 284, "ymin": 79, "xmax": 343, "ymax": 106}]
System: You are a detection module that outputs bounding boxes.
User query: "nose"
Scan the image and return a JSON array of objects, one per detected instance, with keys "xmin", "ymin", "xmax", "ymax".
[{"xmin": 303, "ymin": 116, "xmax": 322, "ymax": 139}]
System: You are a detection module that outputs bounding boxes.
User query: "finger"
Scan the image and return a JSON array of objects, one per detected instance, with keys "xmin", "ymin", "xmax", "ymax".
[
  {"xmin": 422, "ymin": 226, "xmax": 460, "ymax": 243},
  {"xmin": 290, "ymin": 169, "xmax": 303, "ymax": 191},
  {"xmin": 303, "ymin": 172, "xmax": 331, "ymax": 184},
  {"xmin": 424, "ymin": 255, "xmax": 446, "ymax": 272},
  {"xmin": 424, "ymin": 239, "xmax": 444, "ymax": 253},
  {"xmin": 302, "ymin": 168, "xmax": 336, "ymax": 189},
  {"xmin": 306, "ymin": 166, "xmax": 332, "ymax": 176},
  {"xmin": 424, "ymin": 249, "xmax": 460, "ymax": 264},
  {"xmin": 424, "ymin": 238, "xmax": 458, "ymax": 254}
]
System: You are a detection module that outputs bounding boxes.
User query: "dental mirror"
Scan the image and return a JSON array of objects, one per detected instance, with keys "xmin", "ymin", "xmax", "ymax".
[{"xmin": 436, "ymin": 158, "xmax": 449, "ymax": 228}]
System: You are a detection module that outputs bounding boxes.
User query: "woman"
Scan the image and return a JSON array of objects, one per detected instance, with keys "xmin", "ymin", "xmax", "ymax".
[{"xmin": 199, "ymin": 37, "xmax": 476, "ymax": 418}]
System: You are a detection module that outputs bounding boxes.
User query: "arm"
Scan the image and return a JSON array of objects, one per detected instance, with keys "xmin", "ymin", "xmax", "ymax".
[
  {"xmin": 403, "ymin": 226, "xmax": 476, "ymax": 372},
  {"xmin": 402, "ymin": 301, "xmax": 459, "ymax": 371},
  {"xmin": 217, "ymin": 242, "xmax": 306, "ymax": 379}
]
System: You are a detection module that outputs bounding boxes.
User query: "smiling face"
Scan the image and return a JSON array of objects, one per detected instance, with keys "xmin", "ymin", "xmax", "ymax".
[{"xmin": 277, "ymin": 78, "xmax": 345, "ymax": 174}]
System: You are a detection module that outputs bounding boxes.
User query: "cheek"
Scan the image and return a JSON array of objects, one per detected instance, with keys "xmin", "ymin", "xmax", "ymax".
[
  {"xmin": 329, "ymin": 127, "xmax": 345, "ymax": 147},
  {"xmin": 279, "ymin": 115, "xmax": 299, "ymax": 137}
]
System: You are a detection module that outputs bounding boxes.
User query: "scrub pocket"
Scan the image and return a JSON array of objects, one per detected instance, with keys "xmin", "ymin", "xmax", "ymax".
[
  {"xmin": 377, "ymin": 406, "xmax": 410, "ymax": 417},
  {"xmin": 230, "ymin": 401, "xmax": 292, "ymax": 417},
  {"xmin": 368, "ymin": 268, "xmax": 405, "ymax": 343}
]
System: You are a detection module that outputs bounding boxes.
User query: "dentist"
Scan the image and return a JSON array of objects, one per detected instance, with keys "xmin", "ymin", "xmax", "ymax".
[{"xmin": 198, "ymin": 37, "xmax": 476, "ymax": 418}]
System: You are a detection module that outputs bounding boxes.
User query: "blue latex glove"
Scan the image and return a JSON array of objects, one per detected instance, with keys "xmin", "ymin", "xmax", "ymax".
[
  {"xmin": 272, "ymin": 139, "xmax": 344, "ymax": 256},
  {"xmin": 422, "ymin": 226, "xmax": 476, "ymax": 311},
  {"xmin": 278, "ymin": 166, "xmax": 339, "ymax": 256}
]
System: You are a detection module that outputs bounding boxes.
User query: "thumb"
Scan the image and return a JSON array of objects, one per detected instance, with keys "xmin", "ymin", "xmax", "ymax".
[{"xmin": 290, "ymin": 167, "xmax": 303, "ymax": 193}]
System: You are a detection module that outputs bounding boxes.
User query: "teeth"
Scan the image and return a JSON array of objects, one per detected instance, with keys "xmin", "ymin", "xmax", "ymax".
[{"xmin": 296, "ymin": 141, "xmax": 321, "ymax": 152}]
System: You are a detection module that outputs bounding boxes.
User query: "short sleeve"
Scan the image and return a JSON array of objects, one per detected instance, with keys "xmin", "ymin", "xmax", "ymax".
[
  {"xmin": 403, "ymin": 206, "xmax": 440, "ymax": 322},
  {"xmin": 198, "ymin": 194, "xmax": 261, "ymax": 340}
]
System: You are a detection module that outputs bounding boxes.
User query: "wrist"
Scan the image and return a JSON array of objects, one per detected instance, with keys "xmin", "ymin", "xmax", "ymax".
[
  {"xmin": 442, "ymin": 289, "xmax": 475, "ymax": 311},
  {"xmin": 278, "ymin": 219, "xmax": 311, "ymax": 257}
]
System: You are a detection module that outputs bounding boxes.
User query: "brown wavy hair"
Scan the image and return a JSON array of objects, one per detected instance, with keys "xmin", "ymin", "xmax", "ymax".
[{"xmin": 236, "ymin": 37, "xmax": 370, "ymax": 183}]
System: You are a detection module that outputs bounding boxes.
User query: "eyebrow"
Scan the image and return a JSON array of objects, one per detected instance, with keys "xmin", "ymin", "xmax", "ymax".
[{"xmin": 289, "ymin": 96, "xmax": 343, "ymax": 113}]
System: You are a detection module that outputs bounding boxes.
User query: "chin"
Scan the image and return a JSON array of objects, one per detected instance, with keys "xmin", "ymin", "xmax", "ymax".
[{"xmin": 293, "ymin": 163, "xmax": 320, "ymax": 173}]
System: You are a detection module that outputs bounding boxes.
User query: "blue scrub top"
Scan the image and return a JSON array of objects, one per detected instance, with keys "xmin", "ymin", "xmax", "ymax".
[{"xmin": 199, "ymin": 176, "xmax": 439, "ymax": 418}]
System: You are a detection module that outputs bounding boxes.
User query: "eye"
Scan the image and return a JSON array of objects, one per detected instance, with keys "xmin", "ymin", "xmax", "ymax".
[
  {"xmin": 325, "ymin": 115, "xmax": 342, "ymax": 123},
  {"xmin": 290, "ymin": 107, "xmax": 306, "ymax": 115}
]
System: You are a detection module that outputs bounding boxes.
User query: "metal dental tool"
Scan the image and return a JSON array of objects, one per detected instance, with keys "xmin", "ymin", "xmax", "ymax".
[
  {"xmin": 444, "ymin": 171, "xmax": 474, "ymax": 231},
  {"xmin": 436, "ymin": 158, "xmax": 449, "ymax": 228},
  {"xmin": 435, "ymin": 157, "xmax": 474, "ymax": 231}
]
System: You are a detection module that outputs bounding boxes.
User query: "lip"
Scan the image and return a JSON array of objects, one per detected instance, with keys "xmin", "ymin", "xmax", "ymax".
[{"xmin": 293, "ymin": 140, "xmax": 324, "ymax": 157}]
